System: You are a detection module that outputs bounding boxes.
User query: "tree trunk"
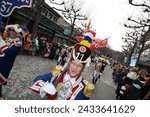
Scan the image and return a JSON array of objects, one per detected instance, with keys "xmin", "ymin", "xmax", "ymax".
[
  {"xmin": 137, "ymin": 42, "xmax": 144, "ymax": 64},
  {"xmin": 137, "ymin": 27, "xmax": 150, "ymax": 63},
  {"xmin": 68, "ymin": 18, "xmax": 76, "ymax": 41},
  {"xmin": 127, "ymin": 51, "xmax": 133, "ymax": 66},
  {"xmin": 31, "ymin": 0, "xmax": 44, "ymax": 38},
  {"xmin": 128, "ymin": 39, "xmax": 138, "ymax": 66}
]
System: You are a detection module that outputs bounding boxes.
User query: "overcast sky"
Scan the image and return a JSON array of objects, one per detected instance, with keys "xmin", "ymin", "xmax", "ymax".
[{"xmin": 45, "ymin": 0, "xmax": 145, "ymax": 52}]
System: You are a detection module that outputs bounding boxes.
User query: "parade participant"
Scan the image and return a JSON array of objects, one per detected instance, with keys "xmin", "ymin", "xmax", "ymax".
[
  {"xmin": 33, "ymin": 36, "xmax": 39, "ymax": 56},
  {"xmin": 29, "ymin": 29, "xmax": 99, "ymax": 100},
  {"xmin": 92, "ymin": 60, "xmax": 102, "ymax": 84},
  {"xmin": 0, "ymin": 24, "xmax": 25, "ymax": 86}
]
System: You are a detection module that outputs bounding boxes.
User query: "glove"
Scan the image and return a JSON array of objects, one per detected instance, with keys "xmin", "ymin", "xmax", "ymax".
[
  {"xmin": 40, "ymin": 81, "xmax": 57, "ymax": 98},
  {"xmin": 14, "ymin": 38, "xmax": 22, "ymax": 47}
]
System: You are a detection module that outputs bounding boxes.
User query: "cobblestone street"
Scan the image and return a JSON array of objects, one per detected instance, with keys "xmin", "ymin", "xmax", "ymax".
[{"xmin": 1, "ymin": 55, "xmax": 116, "ymax": 100}]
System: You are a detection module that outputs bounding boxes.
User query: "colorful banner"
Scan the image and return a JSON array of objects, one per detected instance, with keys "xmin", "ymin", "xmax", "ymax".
[
  {"xmin": 0, "ymin": 0, "xmax": 32, "ymax": 17},
  {"xmin": 90, "ymin": 38, "xmax": 109, "ymax": 50}
]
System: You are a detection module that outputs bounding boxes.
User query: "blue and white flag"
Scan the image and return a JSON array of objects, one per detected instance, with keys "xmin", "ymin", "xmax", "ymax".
[{"xmin": 0, "ymin": 0, "xmax": 32, "ymax": 17}]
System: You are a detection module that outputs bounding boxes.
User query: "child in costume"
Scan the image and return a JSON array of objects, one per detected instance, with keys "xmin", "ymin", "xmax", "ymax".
[{"xmin": 92, "ymin": 60, "xmax": 102, "ymax": 84}]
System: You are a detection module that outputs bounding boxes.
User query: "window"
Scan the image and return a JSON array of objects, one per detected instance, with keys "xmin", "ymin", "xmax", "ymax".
[
  {"xmin": 41, "ymin": 8, "xmax": 48, "ymax": 16},
  {"xmin": 53, "ymin": 16, "xmax": 58, "ymax": 22},
  {"xmin": 47, "ymin": 12, "xmax": 53, "ymax": 19}
]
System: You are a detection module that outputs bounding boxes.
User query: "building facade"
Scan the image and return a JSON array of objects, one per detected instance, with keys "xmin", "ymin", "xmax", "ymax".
[{"xmin": 2, "ymin": 0, "xmax": 78, "ymax": 46}]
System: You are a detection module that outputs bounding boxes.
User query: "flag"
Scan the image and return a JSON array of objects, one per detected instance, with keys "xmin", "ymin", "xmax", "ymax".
[
  {"xmin": 99, "ymin": 38, "xmax": 108, "ymax": 47},
  {"xmin": 90, "ymin": 37, "xmax": 109, "ymax": 50},
  {"xmin": 76, "ymin": 36, "xmax": 83, "ymax": 42},
  {"xmin": 90, "ymin": 40, "xmax": 100, "ymax": 50}
]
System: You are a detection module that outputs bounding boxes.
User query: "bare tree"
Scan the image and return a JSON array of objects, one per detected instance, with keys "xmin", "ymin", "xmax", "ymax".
[
  {"xmin": 122, "ymin": 30, "xmax": 140, "ymax": 65},
  {"xmin": 96, "ymin": 46, "xmax": 123, "ymax": 62},
  {"xmin": 49, "ymin": 0, "xmax": 87, "ymax": 40},
  {"xmin": 32, "ymin": 0, "xmax": 45, "ymax": 38},
  {"xmin": 122, "ymin": 0, "xmax": 150, "ymax": 63},
  {"xmin": 81, "ymin": 21, "xmax": 92, "ymax": 31},
  {"xmin": 129, "ymin": 0, "xmax": 150, "ymax": 12}
]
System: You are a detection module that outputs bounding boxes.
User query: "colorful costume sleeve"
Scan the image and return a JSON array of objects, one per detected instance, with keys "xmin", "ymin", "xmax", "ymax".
[
  {"xmin": 3, "ymin": 45, "xmax": 21, "ymax": 56},
  {"xmin": 33, "ymin": 72, "xmax": 53, "ymax": 83},
  {"xmin": 0, "ymin": 44, "xmax": 21, "ymax": 85},
  {"xmin": 30, "ymin": 65, "xmax": 63, "ymax": 95},
  {"xmin": 29, "ymin": 72, "xmax": 53, "ymax": 94}
]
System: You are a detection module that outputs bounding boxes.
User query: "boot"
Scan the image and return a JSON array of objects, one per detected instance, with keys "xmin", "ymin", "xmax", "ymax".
[
  {"xmin": 94, "ymin": 78, "xmax": 98, "ymax": 84},
  {"xmin": 92, "ymin": 78, "xmax": 95, "ymax": 84}
]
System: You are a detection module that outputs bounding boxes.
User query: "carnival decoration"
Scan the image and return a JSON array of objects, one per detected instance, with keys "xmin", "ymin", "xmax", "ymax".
[{"xmin": 76, "ymin": 30, "xmax": 109, "ymax": 50}]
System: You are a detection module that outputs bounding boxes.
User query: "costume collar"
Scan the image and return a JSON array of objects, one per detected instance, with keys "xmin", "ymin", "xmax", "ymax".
[{"xmin": 63, "ymin": 73, "xmax": 82, "ymax": 88}]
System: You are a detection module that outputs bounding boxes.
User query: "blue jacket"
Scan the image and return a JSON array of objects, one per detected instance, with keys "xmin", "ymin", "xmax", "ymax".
[
  {"xmin": 33, "ymin": 72, "xmax": 90, "ymax": 100},
  {"xmin": 0, "ymin": 45, "xmax": 21, "ymax": 82}
]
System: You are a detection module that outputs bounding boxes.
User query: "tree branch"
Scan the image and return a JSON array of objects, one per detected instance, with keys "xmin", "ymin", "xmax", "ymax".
[
  {"xmin": 129, "ymin": 0, "xmax": 150, "ymax": 10},
  {"xmin": 49, "ymin": 0, "xmax": 65, "ymax": 5}
]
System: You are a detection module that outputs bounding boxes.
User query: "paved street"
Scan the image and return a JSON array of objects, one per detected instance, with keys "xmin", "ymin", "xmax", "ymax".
[{"xmin": 1, "ymin": 55, "xmax": 116, "ymax": 100}]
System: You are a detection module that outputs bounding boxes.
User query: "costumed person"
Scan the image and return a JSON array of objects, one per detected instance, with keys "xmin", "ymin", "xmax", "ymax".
[
  {"xmin": 0, "ymin": 24, "xmax": 26, "ymax": 97},
  {"xmin": 92, "ymin": 59, "xmax": 102, "ymax": 84},
  {"xmin": 33, "ymin": 36, "xmax": 39, "ymax": 56},
  {"xmin": 23, "ymin": 33, "xmax": 33, "ymax": 55},
  {"xmin": 29, "ymin": 29, "xmax": 101, "ymax": 100}
]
